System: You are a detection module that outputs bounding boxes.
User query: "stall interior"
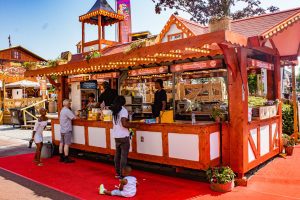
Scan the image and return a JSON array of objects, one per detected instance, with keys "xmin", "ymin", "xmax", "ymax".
[
  {"xmin": 120, "ymin": 63, "xmax": 228, "ymax": 121},
  {"xmin": 247, "ymin": 58, "xmax": 278, "ymax": 122}
]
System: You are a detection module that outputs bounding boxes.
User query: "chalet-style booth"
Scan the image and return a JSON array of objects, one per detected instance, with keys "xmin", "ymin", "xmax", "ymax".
[{"xmin": 25, "ymin": 2, "xmax": 300, "ymax": 179}]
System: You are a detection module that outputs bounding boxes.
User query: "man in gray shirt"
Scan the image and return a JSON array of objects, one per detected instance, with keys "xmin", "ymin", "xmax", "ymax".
[{"xmin": 59, "ymin": 99, "xmax": 76, "ymax": 163}]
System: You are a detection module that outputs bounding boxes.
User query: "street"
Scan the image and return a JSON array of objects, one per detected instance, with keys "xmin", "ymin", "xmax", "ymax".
[{"xmin": 0, "ymin": 125, "xmax": 77, "ymax": 200}]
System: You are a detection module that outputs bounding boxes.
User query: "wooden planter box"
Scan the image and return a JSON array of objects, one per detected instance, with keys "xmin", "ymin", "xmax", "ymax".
[{"xmin": 252, "ymin": 105, "xmax": 277, "ymax": 120}]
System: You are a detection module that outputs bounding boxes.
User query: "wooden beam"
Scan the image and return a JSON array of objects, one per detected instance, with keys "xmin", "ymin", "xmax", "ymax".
[
  {"xmin": 98, "ymin": 15, "xmax": 102, "ymax": 51},
  {"xmin": 82, "ymin": 22, "xmax": 85, "ymax": 53},
  {"xmin": 102, "ymin": 26, "xmax": 105, "ymax": 40},
  {"xmin": 292, "ymin": 64, "xmax": 299, "ymax": 140},
  {"xmin": 46, "ymin": 76, "xmax": 60, "ymax": 89},
  {"xmin": 57, "ymin": 76, "xmax": 66, "ymax": 116}
]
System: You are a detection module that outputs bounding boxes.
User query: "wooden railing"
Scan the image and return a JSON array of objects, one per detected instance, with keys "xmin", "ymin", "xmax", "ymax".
[
  {"xmin": 20, "ymin": 99, "xmax": 48, "ymax": 126},
  {"xmin": 3, "ymin": 98, "xmax": 43, "ymax": 114}
]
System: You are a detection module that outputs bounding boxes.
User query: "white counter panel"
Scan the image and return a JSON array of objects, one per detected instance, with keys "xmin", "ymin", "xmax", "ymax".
[
  {"xmin": 88, "ymin": 127, "xmax": 106, "ymax": 148},
  {"xmin": 110, "ymin": 129, "xmax": 132, "ymax": 152},
  {"xmin": 72, "ymin": 126, "xmax": 85, "ymax": 145},
  {"xmin": 210, "ymin": 132, "xmax": 220, "ymax": 160},
  {"xmin": 54, "ymin": 124, "xmax": 61, "ymax": 141},
  {"xmin": 168, "ymin": 133, "xmax": 199, "ymax": 161},
  {"xmin": 137, "ymin": 131, "xmax": 163, "ymax": 156},
  {"xmin": 260, "ymin": 125, "xmax": 270, "ymax": 156}
]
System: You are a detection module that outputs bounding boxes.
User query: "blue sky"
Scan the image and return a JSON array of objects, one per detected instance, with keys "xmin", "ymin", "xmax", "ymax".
[{"xmin": 0, "ymin": 0, "xmax": 299, "ymax": 60}]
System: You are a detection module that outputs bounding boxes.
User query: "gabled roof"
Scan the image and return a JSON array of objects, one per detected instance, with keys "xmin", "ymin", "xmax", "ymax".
[
  {"xmin": 158, "ymin": 7, "xmax": 300, "ymax": 41},
  {"xmin": 0, "ymin": 46, "xmax": 46, "ymax": 62},
  {"xmin": 231, "ymin": 7, "xmax": 300, "ymax": 38},
  {"xmin": 175, "ymin": 16, "xmax": 207, "ymax": 35},
  {"xmin": 79, "ymin": 0, "xmax": 124, "ymax": 26}
]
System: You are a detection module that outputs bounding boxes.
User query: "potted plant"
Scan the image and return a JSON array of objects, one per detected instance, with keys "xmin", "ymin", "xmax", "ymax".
[
  {"xmin": 283, "ymin": 134, "xmax": 296, "ymax": 156},
  {"xmin": 211, "ymin": 105, "xmax": 226, "ymax": 123},
  {"xmin": 206, "ymin": 166, "xmax": 235, "ymax": 192}
]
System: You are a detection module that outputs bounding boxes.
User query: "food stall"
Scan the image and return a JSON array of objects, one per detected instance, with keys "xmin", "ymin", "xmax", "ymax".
[{"xmin": 25, "ymin": 30, "xmax": 283, "ymax": 178}]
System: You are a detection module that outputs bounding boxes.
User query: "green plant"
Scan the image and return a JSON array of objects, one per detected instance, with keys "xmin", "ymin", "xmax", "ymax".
[
  {"xmin": 282, "ymin": 104, "xmax": 294, "ymax": 135},
  {"xmin": 282, "ymin": 134, "xmax": 296, "ymax": 147},
  {"xmin": 124, "ymin": 39, "xmax": 147, "ymax": 54},
  {"xmin": 248, "ymin": 96, "xmax": 267, "ymax": 107},
  {"xmin": 211, "ymin": 105, "xmax": 226, "ymax": 121},
  {"xmin": 248, "ymin": 74, "xmax": 257, "ymax": 95},
  {"xmin": 47, "ymin": 60, "xmax": 58, "ymax": 67},
  {"xmin": 85, "ymin": 51, "xmax": 102, "ymax": 62},
  {"xmin": 206, "ymin": 166, "xmax": 235, "ymax": 184}
]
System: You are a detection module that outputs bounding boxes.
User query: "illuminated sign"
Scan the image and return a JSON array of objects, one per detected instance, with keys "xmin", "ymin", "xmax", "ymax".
[
  {"xmin": 128, "ymin": 66, "xmax": 168, "ymax": 76},
  {"xmin": 247, "ymin": 59, "xmax": 274, "ymax": 70},
  {"xmin": 170, "ymin": 60, "xmax": 223, "ymax": 72}
]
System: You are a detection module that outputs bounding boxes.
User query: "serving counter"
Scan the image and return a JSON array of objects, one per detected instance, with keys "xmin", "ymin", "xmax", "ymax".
[{"xmin": 51, "ymin": 119, "xmax": 221, "ymax": 170}]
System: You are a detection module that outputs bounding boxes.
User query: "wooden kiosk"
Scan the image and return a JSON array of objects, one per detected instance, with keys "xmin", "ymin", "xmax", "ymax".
[{"xmin": 25, "ymin": 4, "xmax": 300, "ymax": 179}]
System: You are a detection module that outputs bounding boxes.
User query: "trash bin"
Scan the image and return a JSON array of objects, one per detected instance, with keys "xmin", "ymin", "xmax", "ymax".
[
  {"xmin": 9, "ymin": 108, "xmax": 23, "ymax": 127},
  {"xmin": 9, "ymin": 107, "xmax": 36, "ymax": 127},
  {"xmin": 41, "ymin": 142, "xmax": 54, "ymax": 158}
]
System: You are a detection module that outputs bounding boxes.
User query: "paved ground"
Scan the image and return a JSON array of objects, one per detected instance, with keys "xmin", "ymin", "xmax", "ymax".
[{"xmin": 0, "ymin": 125, "xmax": 77, "ymax": 200}]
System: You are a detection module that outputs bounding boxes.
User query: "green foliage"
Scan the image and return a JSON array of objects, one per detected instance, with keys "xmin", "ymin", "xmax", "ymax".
[
  {"xmin": 124, "ymin": 39, "xmax": 147, "ymax": 54},
  {"xmin": 282, "ymin": 134, "xmax": 296, "ymax": 147},
  {"xmin": 211, "ymin": 104, "xmax": 226, "ymax": 121},
  {"xmin": 85, "ymin": 51, "xmax": 102, "ymax": 63},
  {"xmin": 282, "ymin": 104, "xmax": 294, "ymax": 135},
  {"xmin": 207, "ymin": 166, "xmax": 235, "ymax": 184},
  {"xmin": 248, "ymin": 74, "xmax": 257, "ymax": 95},
  {"xmin": 248, "ymin": 96, "xmax": 267, "ymax": 107}
]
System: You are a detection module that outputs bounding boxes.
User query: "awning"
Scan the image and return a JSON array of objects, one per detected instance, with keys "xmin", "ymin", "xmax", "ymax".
[{"xmin": 25, "ymin": 30, "xmax": 248, "ymax": 77}]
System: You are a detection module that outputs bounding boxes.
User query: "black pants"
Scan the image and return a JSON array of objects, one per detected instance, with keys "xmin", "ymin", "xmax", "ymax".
[{"xmin": 114, "ymin": 137, "xmax": 130, "ymax": 176}]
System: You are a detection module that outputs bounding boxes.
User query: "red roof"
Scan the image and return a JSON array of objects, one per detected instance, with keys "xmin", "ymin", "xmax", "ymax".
[
  {"xmin": 172, "ymin": 7, "xmax": 300, "ymax": 38},
  {"xmin": 231, "ymin": 7, "xmax": 300, "ymax": 37},
  {"xmin": 174, "ymin": 15, "xmax": 207, "ymax": 35}
]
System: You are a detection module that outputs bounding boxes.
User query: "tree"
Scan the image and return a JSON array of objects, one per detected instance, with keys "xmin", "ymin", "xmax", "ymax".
[{"xmin": 152, "ymin": 0, "xmax": 279, "ymax": 25}]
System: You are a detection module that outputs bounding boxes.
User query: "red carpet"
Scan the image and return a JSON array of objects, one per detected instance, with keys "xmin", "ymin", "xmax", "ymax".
[{"xmin": 1, "ymin": 147, "xmax": 300, "ymax": 200}]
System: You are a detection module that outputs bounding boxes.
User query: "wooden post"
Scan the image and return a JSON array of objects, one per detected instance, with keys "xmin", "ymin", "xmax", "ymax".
[
  {"xmin": 57, "ymin": 76, "xmax": 66, "ymax": 116},
  {"xmin": 118, "ymin": 22, "xmax": 122, "ymax": 43},
  {"xmin": 292, "ymin": 64, "xmax": 299, "ymax": 140},
  {"xmin": 98, "ymin": 15, "xmax": 102, "ymax": 51},
  {"xmin": 221, "ymin": 45, "xmax": 249, "ymax": 177},
  {"xmin": 82, "ymin": 22, "xmax": 85, "ymax": 53},
  {"xmin": 274, "ymin": 55, "xmax": 283, "ymax": 151},
  {"xmin": 102, "ymin": 26, "xmax": 105, "ymax": 40}
]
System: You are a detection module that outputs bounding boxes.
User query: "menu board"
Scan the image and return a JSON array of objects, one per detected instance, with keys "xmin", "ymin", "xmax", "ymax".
[
  {"xmin": 170, "ymin": 60, "xmax": 223, "ymax": 72},
  {"xmin": 128, "ymin": 66, "xmax": 168, "ymax": 76},
  {"xmin": 248, "ymin": 58, "xmax": 274, "ymax": 70},
  {"xmin": 80, "ymin": 80, "xmax": 98, "ymax": 90},
  {"xmin": 91, "ymin": 72, "xmax": 120, "ymax": 80}
]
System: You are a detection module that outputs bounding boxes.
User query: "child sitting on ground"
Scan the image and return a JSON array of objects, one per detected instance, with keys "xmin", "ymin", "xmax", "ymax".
[
  {"xmin": 30, "ymin": 108, "xmax": 48, "ymax": 166},
  {"xmin": 100, "ymin": 166, "xmax": 137, "ymax": 198}
]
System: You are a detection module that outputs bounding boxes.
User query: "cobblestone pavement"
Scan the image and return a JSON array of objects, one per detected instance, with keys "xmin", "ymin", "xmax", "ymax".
[{"xmin": 0, "ymin": 125, "xmax": 77, "ymax": 200}]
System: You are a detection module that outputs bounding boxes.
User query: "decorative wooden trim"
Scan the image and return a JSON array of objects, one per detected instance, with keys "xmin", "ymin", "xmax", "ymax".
[
  {"xmin": 248, "ymin": 133, "xmax": 259, "ymax": 159},
  {"xmin": 167, "ymin": 32, "xmax": 184, "ymax": 42}
]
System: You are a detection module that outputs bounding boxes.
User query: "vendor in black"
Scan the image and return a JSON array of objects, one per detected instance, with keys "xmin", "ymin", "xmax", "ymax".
[
  {"xmin": 152, "ymin": 79, "xmax": 167, "ymax": 118},
  {"xmin": 99, "ymin": 82, "xmax": 118, "ymax": 108}
]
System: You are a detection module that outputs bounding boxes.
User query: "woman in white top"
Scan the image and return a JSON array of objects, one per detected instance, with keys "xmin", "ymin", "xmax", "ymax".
[
  {"xmin": 111, "ymin": 96, "xmax": 138, "ymax": 178},
  {"xmin": 31, "ymin": 108, "xmax": 48, "ymax": 166}
]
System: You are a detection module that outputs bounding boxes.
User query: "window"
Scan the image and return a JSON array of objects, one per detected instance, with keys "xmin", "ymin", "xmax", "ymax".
[
  {"xmin": 11, "ymin": 50, "xmax": 21, "ymax": 60},
  {"xmin": 168, "ymin": 33, "xmax": 183, "ymax": 42}
]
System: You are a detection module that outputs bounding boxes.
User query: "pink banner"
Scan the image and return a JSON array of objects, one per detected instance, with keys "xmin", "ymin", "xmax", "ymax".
[{"xmin": 117, "ymin": 0, "xmax": 132, "ymax": 43}]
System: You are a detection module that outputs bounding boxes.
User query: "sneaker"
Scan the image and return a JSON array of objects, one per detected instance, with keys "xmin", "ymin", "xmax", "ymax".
[
  {"xmin": 64, "ymin": 157, "xmax": 75, "ymax": 163},
  {"xmin": 99, "ymin": 184, "xmax": 106, "ymax": 195},
  {"xmin": 115, "ymin": 174, "xmax": 122, "ymax": 179}
]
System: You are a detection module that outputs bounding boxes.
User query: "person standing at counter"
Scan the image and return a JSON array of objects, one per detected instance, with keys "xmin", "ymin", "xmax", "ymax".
[
  {"xmin": 152, "ymin": 79, "xmax": 167, "ymax": 118},
  {"xmin": 111, "ymin": 96, "xmax": 138, "ymax": 179},
  {"xmin": 85, "ymin": 93, "xmax": 99, "ymax": 111},
  {"xmin": 99, "ymin": 82, "xmax": 117, "ymax": 108},
  {"xmin": 59, "ymin": 99, "xmax": 77, "ymax": 163}
]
